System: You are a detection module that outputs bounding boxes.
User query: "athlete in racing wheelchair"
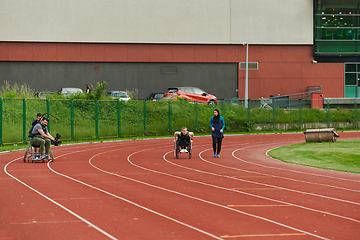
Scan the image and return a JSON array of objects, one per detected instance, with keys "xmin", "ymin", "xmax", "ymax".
[
  {"xmin": 24, "ymin": 116, "xmax": 58, "ymax": 163},
  {"xmin": 174, "ymin": 126, "xmax": 194, "ymax": 159}
]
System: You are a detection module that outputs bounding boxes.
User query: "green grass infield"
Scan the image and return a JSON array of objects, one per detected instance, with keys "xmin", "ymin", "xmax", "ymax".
[{"xmin": 268, "ymin": 139, "xmax": 360, "ymax": 174}]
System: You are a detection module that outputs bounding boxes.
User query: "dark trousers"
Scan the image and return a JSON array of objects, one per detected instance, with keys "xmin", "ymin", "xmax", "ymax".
[
  {"xmin": 212, "ymin": 136, "xmax": 222, "ymax": 154},
  {"xmin": 178, "ymin": 139, "xmax": 189, "ymax": 149}
]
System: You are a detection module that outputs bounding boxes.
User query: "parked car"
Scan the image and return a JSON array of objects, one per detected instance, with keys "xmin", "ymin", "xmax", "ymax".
[
  {"xmin": 163, "ymin": 87, "xmax": 218, "ymax": 105},
  {"xmin": 57, "ymin": 88, "xmax": 83, "ymax": 96},
  {"xmin": 106, "ymin": 91, "xmax": 131, "ymax": 101},
  {"xmin": 145, "ymin": 93, "xmax": 165, "ymax": 101},
  {"xmin": 35, "ymin": 92, "xmax": 53, "ymax": 98}
]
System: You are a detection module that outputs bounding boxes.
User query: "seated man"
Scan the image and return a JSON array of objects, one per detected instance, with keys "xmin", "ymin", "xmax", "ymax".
[
  {"xmin": 174, "ymin": 126, "xmax": 194, "ymax": 153},
  {"xmin": 31, "ymin": 113, "xmax": 43, "ymax": 155},
  {"xmin": 30, "ymin": 117, "xmax": 55, "ymax": 160}
]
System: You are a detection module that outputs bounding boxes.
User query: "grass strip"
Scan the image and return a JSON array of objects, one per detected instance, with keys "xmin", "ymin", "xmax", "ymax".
[{"xmin": 268, "ymin": 139, "xmax": 360, "ymax": 174}]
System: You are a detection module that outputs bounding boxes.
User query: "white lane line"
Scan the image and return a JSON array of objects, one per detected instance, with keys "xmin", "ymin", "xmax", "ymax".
[
  {"xmin": 47, "ymin": 151, "xmax": 223, "ymax": 240},
  {"xmin": 2, "ymin": 142, "xmax": 172, "ymax": 240},
  {"xmin": 178, "ymin": 147, "xmax": 360, "ymax": 206},
  {"xmin": 11, "ymin": 220, "xmax": 82, "ymax": 225},
  {"xmin": 195, "ymin": 143, "xmax": 360, "ymax": 193},
  {"xmin": 87, "ymin": 149, "xmax": 330, "ymax": 240},
  {"xmin": 198, "ymin": 141, "xmax": 360, "ymax": 193},
  {"xmin": 3, "ymin": 158, "xmax": 118, "ymax": 240},
  {"xmin": 233, "ymin": 141, "xmax": 360, "ymax": 183},
  {"xmin": 158, "ymin": 150, "xmax": 360, "ymax": 223}
]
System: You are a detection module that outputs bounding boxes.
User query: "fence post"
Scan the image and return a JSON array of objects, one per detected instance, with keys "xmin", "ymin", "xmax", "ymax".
[
  {"xmin": 327, "ymin": 100, "xmax": 330, "ymax": 128},
  {"xmin": 0, "ymin": 98, "xmax": 2, "ymax": 145},
  {"xmin": 23, "ymin": 99, "xmax": 26, "ymax": 144},
  {"xmin": 47, "ymin": 99, "xmax": 50, "ymax": 132},
  {"xmin": 117, "ymin": 100, "xmax": 121, "ymax": 138},
  {"xmin": 143, "ymin": 101, "xmax": 147, "ymax": 136},
  {"xmin": 221, "ymin": 100, "xmax": 225, "ymax": 119},
  {"xmin": 70, "ymin": 100, "xmax": 74, "ymax": 141},
  {"xmin": 299, "ymin": 99, "xmax": 302, "ymax": 130},
  {"xmin": 247, "ymin": 99, "xmax": 251, "ymax": 123},
  {"xmin": 355, "ymin": 100, "xmax": 358, "ymax": 129},
  {"xmin": 168, "ymin": 101, "xmax": 172, "ymax": 134},
  {"xmin": 95, "ymin": 100, "xmax": 99, "ymax": 139},
  {"xmin": 272, "ymin": 99, "xmax": 276, "ymax": 130},
  {"xmin": 195, "ymin": 102, "xmax": 198, "ymax": 133}
]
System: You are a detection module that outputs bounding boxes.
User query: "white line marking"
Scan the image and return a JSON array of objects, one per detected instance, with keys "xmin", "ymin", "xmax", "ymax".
[
  {"xmin": 157, "ymin": 150, "xmax": 360, "ymax": 223},
  {"xmin": 198, "ymin": 142, "xmax": 360, "ymax": 193},
  {"xmin": 87, "ymin": 149, "xmax": 330, "ymax": 240},
  {"xmin": 199, "ymin": 145, "xmax": 360, "ymax": 197},
  {"xmin": 47, "ymin": 151, "xmax": 222, "ymax": 240},
  {"xmin": 3, "ymin": 158, "xmax": 118, "ymax": 240}
]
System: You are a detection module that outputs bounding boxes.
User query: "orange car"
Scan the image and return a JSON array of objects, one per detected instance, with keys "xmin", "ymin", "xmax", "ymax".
[{"xmin": 163, "ymin": 87, "xmax": 218, "ymax": 106}]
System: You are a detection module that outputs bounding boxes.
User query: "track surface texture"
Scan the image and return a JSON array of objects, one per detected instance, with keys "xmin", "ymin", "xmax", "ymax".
[{"xmin": 1, "ymin": 132, "xmax": 360, "ymax": 240}]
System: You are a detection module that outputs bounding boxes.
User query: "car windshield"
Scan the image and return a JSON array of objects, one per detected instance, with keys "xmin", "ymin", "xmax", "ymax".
[
  {"xmin": 168, "ymin": 88, "xmax": 178, "ymax": 93},
  {"xmin": 113, "ymin": 92, "xmax": 128, "ymax": 97},
  {"xmin": 178, "ymin": 87, "xmax": 194, "ymax": 94},
  {"xmin": 192, "ymin": 87, "xmax": 206, "ymax": 95}
]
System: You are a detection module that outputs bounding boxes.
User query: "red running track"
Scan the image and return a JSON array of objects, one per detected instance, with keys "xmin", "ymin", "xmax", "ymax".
[{"xmin": 1, "ymin": 132, "xmax": 360, "ymax": 240}]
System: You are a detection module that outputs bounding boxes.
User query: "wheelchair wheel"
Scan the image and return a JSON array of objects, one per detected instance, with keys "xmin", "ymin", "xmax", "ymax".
[
  {"xmin": 23, "ymin": 142, "xmax": 31, "ymax": 163},
  {"xmin": 175, "ymin": 141, "xmax": 179, "ymax": 159},
  {"xmin": 175, "ymin": 148, "xmax": 179, "ymax": 159},
  {"xmin": 188, "ymin": 143, "xmax": 192, "ymax": 159}
]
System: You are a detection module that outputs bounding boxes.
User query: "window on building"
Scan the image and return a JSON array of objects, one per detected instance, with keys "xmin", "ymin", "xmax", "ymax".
[
  {"xmin": 344, "ymin": 63, "xmax": 360, "ymax": 98},
  {"xmin": 314, "ymin": 0, "xmax": 360, "ymax": 57}
]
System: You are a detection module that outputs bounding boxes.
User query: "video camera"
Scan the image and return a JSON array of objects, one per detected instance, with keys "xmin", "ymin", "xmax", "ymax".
[{"xmin": 51, "ymin": 133, "xmax": 62, "ymax": 146}]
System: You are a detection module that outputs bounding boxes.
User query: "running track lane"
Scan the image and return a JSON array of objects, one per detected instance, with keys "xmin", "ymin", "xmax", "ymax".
[{"xmin": 1, "ymin": 132, "xmax": 359, "ymax": 239}]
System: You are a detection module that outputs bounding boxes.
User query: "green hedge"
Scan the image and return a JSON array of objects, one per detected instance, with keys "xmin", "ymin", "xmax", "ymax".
[{"xmin": 1, "ymin": 98, "xmax": 359, "ymax": 144}]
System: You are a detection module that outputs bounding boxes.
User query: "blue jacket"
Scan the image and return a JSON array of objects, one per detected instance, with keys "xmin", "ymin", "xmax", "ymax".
[{"xmin": 210, "ymin": 116, "xmax": 225, "ymax": 138}]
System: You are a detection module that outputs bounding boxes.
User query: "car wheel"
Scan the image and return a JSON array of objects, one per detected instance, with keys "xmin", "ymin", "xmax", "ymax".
[{"xmin": 208, "ymin": 100, "xmax": 217, "ymax": 106}]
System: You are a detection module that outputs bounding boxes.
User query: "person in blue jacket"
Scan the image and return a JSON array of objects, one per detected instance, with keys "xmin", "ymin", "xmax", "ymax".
[{"xmin": 210, "ymin": 108, "xmax": 225, "ymax": 157}]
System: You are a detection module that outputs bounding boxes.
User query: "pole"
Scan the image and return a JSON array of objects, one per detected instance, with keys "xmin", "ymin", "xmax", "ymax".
[
  {"xmin": 143, "ymin": 101, "xmax": 147, "ymax": 136},
  {"xmin": 95, "ymin": 100, "xmax": 99, "ymax": 139},
  {"xmin": 23, "ymin": 99, "xmax": 26, "ymax": 143},
  {"xmin": 0, "ymin": 98, "xmax": 2, "ymax": 145},
  {"xmin": 195, "ymin": 102, "xmax": 198, "ymax": 133},
  {"xmin": 168, "ymin": 101, "xmax": 172, "ymax": 135},
  {"xmin": 70, "ymin": 100, "xmax": 74, "ymax": 141},
  {"xmin": 355, "ymin": 99, "xmax": 358, "ymax": 129},
  {"xmin": 243, "ymin": 42, "xmax": 249, "ymax": 108},
  {"xmin": 47, "ymin": 99, "xmax": 50, "ymax": 132},
  {"xmin": 117, "ymin": 100, "xmax": 121, "ymax": 138}
]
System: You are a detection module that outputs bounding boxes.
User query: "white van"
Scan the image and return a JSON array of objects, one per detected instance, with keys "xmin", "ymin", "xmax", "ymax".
[{"xmin": 57, "ymin": 88, "xmax": 83, "ymax": 96}]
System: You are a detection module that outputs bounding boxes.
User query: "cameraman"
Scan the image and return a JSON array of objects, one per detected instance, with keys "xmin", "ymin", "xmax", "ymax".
[
  {"xmin": 30, "ymin": 117, "xmax": 55, "ymax": 160},
  {"xmin": 32, "ymin": 113, "xmax": 42, "ymax": 127}
]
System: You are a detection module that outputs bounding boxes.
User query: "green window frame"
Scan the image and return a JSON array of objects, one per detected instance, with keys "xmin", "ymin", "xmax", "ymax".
[
  {"xmin": 344, "ymin": 63, "xmax": 360, "ymax": 98},
  {"xmin": 314, "ymin": 0, "xmax": 360, "ymax": 57}
]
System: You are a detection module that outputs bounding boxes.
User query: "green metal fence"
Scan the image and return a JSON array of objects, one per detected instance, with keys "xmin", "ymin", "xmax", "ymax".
[{"xmin": 0, "ymin": 97, "xmax": 359, "ymax": 145}]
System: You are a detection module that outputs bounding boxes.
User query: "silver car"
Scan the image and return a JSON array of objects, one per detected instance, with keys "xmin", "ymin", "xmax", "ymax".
[{"xmin": 106, "ymin": 91, "xmax": 131, "ymax": 101}]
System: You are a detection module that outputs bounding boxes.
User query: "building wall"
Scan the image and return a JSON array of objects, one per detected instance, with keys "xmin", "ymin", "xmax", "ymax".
[
  {"xmin": 0, "ymin": 0, "xmax": 313, "ymax": 44},
  {"xmin": 0, "ymin": 42, "xmax": 344, "ymax": 99},
  {"xmin": 0, "ymin": 61, "xmax": 238, "ymax": 100}
]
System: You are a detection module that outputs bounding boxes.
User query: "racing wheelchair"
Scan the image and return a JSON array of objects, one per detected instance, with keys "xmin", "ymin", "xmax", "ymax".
[
  {"xmin": 23, "ymin": 133, "xmax": 61, "ymax": 163},
  {"xmin": 174, "ymin": 138, "xmax": 193, "ymax": 159}
]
